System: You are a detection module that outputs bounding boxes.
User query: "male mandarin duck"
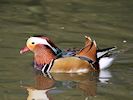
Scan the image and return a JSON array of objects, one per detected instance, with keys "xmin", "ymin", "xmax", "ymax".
[{"xmin": 20, "ymin": 35, "xmax": 116, "ymax": 73}]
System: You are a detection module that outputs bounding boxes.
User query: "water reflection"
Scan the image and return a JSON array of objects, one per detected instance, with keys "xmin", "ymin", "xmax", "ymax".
[
  {"xmin": 21, "ymin": 70, "xmax": 112, "ymax": 100},
  {"xmin": 22, "ymin": 72, "xmax": 55, "ymax": 100},
  {"xmin": 99, "ymin": 70, "xmax": 112, "ymax": 84}
]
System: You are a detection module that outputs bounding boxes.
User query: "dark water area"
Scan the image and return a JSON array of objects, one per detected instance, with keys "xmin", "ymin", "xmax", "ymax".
[{"xmin": 0, "ymin": 0, "xmax": 133, "ymax": 100}]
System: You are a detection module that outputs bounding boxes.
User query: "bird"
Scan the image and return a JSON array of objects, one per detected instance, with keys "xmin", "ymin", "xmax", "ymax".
[{"xmin": 20, "ymin": 35, "xmax": 117, "ymax": 73}]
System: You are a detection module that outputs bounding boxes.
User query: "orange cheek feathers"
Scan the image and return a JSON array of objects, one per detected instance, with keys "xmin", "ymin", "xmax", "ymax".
[{"xmin": 27, "ymin": 43, "xmax": 35, "ymax": 51}]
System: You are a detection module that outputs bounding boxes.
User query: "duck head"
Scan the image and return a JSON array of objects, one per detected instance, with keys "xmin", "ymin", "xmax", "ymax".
[{"xmin": 20, "ymin": 36, "xmax": 61, "ymax": 69}]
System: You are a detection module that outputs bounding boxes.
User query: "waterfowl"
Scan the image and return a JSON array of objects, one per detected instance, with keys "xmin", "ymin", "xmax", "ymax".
[{"xmin": 20, "ymin": 35, "xmax": 116, "ymax": 73}]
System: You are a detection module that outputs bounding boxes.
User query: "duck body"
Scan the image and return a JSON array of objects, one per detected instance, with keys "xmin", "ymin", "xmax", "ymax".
[
  {"xmin": 43, "ymin": 56, "xmax": 97, "ymax": 73},
  {"xmin": 20, "ymin": 35, "xmax": 116, "ymax": 73}
]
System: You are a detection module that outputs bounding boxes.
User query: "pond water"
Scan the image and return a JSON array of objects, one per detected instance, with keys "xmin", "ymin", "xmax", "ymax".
[{"xmin": 0, "ymin": 0, "xmax": 133, "ymax": 100}]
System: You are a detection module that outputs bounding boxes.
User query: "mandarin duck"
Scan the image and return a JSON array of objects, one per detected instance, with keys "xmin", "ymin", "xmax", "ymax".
[{"xmin": 20, "ymin": 35, "xmax": 116, "ymax": 73}]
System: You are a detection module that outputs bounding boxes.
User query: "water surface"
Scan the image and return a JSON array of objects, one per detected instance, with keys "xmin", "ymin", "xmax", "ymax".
[{"xmin": 0, "ymin": 0, "xmax": 133, "ymax": 100}]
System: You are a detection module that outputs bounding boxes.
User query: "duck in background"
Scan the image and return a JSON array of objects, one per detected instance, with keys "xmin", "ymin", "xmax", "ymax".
[{"xmin": 20, "ymin": 35, "xmax": 117, "ymax": 73}]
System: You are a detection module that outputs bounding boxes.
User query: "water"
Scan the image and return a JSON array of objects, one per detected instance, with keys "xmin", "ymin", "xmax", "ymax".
[{"xmin": 0, "ymin": 0, "xmax": 133, "ymax": 100}]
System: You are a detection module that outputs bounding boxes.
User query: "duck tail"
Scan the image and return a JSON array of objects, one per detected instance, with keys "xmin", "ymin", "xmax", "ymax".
[
  {"xmin": 76, "ymin": 36, "xmax": 97, "ymax": 62},
  {"xmin": 97, "ymin": 46, "xmax": 117, "ymax": 59},
  {"xmin": 97, "ymin": 47, "xmax": 117, "ymax": 69}
]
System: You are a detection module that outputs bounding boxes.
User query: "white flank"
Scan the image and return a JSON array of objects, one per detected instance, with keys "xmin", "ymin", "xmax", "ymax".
[{"xmin": 99, "ymin": 57, "xmax": 114, "ymax": 70}]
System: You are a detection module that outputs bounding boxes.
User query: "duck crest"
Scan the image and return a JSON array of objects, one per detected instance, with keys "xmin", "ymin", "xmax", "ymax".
[{"xmin": 38, "ymin": 36, "xmax": 62, "ymax": 54}]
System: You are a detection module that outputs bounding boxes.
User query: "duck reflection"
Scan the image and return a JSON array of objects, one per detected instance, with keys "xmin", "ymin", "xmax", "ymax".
[
  {"xmin": 22, "ymin": 70, "xmax": 112, "ymax": 100},
  {"xmin": 24, "ymin": 72, "xmax": 55, "ymax": 100},
  {"xmin": 99, "ymin": 70, "xmax": 112, "ymax": 84},
  {"xmin": 51, "ymin": 72, "xmax": 98, "ymax": 96}
]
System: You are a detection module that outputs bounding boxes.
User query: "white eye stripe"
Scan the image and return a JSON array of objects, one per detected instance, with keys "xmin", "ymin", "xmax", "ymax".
[
  {"xmin": 27, "ymin": 37, "xmax": 57, "ymax": 54},
  {"xmin": 28, "ymin": 37, "xmax": 49, "ymax": 45}
]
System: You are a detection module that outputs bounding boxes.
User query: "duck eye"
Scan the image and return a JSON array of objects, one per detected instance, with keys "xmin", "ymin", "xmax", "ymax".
[{"xmin": 31, "ymin": 42, "xmax": 35, "ymax": 44}]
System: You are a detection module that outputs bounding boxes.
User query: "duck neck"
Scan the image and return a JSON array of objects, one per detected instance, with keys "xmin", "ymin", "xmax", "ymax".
[{"xmin": 34, "ymin": 45, "xmax": 56, "ymax": 69}]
